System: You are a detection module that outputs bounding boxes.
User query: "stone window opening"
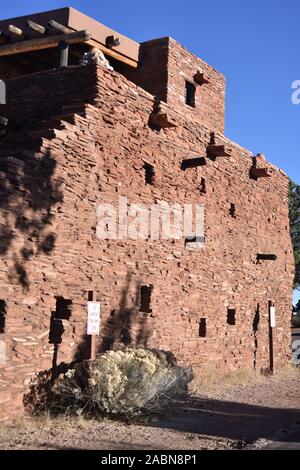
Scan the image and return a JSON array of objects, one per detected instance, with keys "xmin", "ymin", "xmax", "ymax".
[
  {"xmin": 140, "ymin": 285, "xmax": 153, "ymax": 313},
  {"xmin": 229, "ymin": 203, "xmax": 236, "ymax": 217},
  {"xmin": 49, "ymin": 297, "xmax": 72, "ymax": 345},
  {"xmin": 199, "ymin": 318, "xmax": 207, "ymax": 337},
  {"xmin": 144, "ymin": 162, "xmax": 155, "ymax": 185},
  {"xmin": 185, "ymin": 80, "xmax": 196, "ymax": 108},
  {"xmin": 185, "ymin": 236, "xmax": 205, "ymax": 250},
  {"xmin": 227, "ymin": 308, "xmax": 236, "ymax": 326},
  {"xmin": 200, "ymin": 177, "xmax": 206, "ymax": 194},
  {"xmin": 0, "ymin": 300, "xmax": 6, "ymax": 334}
]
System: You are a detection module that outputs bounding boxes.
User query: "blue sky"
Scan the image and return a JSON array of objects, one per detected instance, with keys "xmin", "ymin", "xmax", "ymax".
[{"xmin": 1, "ymin": 1, "xmax": 300, "ymax": 302}]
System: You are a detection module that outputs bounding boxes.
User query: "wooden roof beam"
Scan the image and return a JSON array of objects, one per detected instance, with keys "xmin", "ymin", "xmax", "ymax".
[
  {"xmin": 27, "ymin": 20, "xmax": 46, "ymax": 35},
  {"xmin": 8, "ymin": 24, "xmax": 25, "ymax": 38},
  {"xmin": 48, "ymin": 19, "xmax": 72, "ymax": 34},
  {"xmin": 0, "ymin": 30, "xmax": 91, "ymax": 56}
]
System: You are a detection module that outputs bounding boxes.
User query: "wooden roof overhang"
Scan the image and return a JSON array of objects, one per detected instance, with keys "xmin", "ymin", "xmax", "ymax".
[{"xmin": 0, "ymin": 7, "xmax": 140, "ymax": 73}]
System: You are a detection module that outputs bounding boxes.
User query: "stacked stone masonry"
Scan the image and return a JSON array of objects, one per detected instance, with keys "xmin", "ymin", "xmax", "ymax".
[{"xmin": 0, "ymin": 38, "xmax": 294, "ymax": 420}]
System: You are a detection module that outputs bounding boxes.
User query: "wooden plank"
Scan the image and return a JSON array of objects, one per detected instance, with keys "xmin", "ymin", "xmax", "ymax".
[
  {"xmin": 85, "ymin": 38, "xmax": 138, "ymax": 67},
  {"xmin": 0, "ymin": 30, "xmax": 91, "ymax": 56},
  {"xmin": 0, "ymin": 31, "xmax": 138, "ymax": 67}
]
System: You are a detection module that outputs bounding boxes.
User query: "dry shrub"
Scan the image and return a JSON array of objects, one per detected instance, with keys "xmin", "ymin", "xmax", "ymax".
[{"xmin": 26, "ymin": 346, "xmax": 193, "ymax": 420}]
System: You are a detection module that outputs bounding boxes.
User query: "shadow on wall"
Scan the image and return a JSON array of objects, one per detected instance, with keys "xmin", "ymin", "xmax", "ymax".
[
  {"xmin": 74, "ymin": 273, "xmax": 152, "ymax": 361},
  {"xmin": 99, "ymin": 272, "xmax": 152, "ymax": 353},
  {"xmin": 0, "ymin": 146, "xmax": 63, "ymax": 290}
]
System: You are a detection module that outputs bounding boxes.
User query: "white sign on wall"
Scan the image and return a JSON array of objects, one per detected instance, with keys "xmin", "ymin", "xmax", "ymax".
[
  {"xmin": 87, "ymin": 301, "xmax": 101, "ymax": 335},
  {"xmin": 270, "ymin": 306, "xmax": 276, "ymax": 328},
  {"xmin": 0, "ymin": 340, "xmax": 6, "ymax": 365}
]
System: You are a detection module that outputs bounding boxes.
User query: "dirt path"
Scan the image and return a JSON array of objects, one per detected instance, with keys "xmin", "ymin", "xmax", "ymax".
[{"xmin": 0, "ymin": 369, "xmax": 299, "ymax": 450}]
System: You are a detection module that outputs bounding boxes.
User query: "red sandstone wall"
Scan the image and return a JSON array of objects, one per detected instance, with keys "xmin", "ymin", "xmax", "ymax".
[
  {"xmin": 117, "ymin": 37, "xmax": 225, "ymax": 133},
  {"xmin": 0, "ymin": 64, "xmax": 294, "ymax": 420}
]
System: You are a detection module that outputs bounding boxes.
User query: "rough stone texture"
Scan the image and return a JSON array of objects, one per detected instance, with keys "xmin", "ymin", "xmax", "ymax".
[{"xmin": 0, "ymin": 39, "xmax": 294, "ymax": 421}]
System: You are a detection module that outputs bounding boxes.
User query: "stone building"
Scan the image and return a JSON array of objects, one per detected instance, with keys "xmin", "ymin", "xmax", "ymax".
[{"xmin": 0, "ymin": 7, "xmax": 294, "ymax": 420}]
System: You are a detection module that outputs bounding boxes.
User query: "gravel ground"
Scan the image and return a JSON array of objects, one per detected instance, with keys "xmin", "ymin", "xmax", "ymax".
[{"xmin": 0, "ymin": 368, "xmax": 299, "ymax": 450}]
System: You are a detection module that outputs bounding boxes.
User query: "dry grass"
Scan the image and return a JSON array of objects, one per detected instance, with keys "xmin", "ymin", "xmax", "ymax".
[
  {"xmin": 0, "ymin": 414, "xmax": 99, "ymax": 441},
  {"xmin": 189, "ymin": 364, "xmax": 298, "ymax": 395}
]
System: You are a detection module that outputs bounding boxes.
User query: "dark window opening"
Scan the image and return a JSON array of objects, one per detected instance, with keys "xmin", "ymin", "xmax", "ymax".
[
  {"xmin": 199, "ymin": 318, "xmax": 207, "ymax": 337},
  {"xmin": 140, "ymin": 285, "xmax": 153, "ymax": 313},
  {"xmin": 54, "ymin": 297, "xmax": 72, "ymax": 320},
  {"xmin": 185, "ymin": 236, "xmax": 205, "ymax": 247},
  {"xmin": 257, "ymin": 254, "xmax": 277, "ymax": 262},
  {"xmin": 144, "ymin": 162, "xmax": 155, "ymax": 185},
  {"xmin": 200, "ymin": 177, "xmax": 206, "ymax": 194},
  {"xmin": 185, "ymin": 81, "xmax": 196, "ymax": 108},
  {"xmin": 229, "ymin": 203, "xmax": 236, "ymax": 217},
  {"xmin": 49, "ymin": 297, "xmax": 72, "ymax": 345},
  {"xmin": 227, "ymin": 308, "xmax": 236, "ymax": 326},
  {"xmin": 0, "ymin": 300, "xmax": 6, "ymax": 334},
  {"xmin": 181, "ymin": 157, "xmax": 206, "ymax": 170}
]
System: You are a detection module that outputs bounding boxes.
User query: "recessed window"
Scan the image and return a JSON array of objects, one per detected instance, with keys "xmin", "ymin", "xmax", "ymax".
[
  {"xmin": 54, "ymin": 297, "xmax": 72, "ymax": 320},
  {"xmin": 144, "ymin": 162, "xmax": 155, "ymax": 185},
  {"xmin": 229, "ymin": 203, "xmax": 236, "ymax": 217},
  {"xmin": 49, "ymin": 297, "xmax": 72, "ymax": 345},
  {"xmin": 199, "ymin": 318, "xmax": 207, "ymax": 337},
  {"xmin": 200, "ymin": 178, "xmax": 206, "ymax": 194},
  {"xmin": 227, "ymin": 308, "xmax": 236, "ymax": 326},
  {"xmin": 185, "ymin": 81, "xmax": 196, "ymax": 108},
  {"xmin": 0, "ymin": 300, "xmax": 6, "ymax": 334},
  {"xmin": 140, "ymin": 285, "xmax": 153, "ymax": 313}
]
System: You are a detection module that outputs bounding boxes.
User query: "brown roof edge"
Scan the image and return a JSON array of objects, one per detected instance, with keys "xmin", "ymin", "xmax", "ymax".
[{"xmin": 0, "ymin": 7, "xmax": 140, "ymax": 63}]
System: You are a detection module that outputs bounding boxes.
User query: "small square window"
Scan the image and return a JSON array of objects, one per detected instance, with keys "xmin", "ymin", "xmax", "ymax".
[{"xmin": 185, "ymin": 81, "xmax": 196, "ymax": 108}]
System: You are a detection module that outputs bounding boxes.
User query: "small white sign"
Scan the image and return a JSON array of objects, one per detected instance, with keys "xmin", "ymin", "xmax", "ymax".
[
  {"xmin": 270, "ymin": 306, "xmax": 276, "ymax": 328},
  {"xmin": 87, "ymin": 301, "xmax": 101, "ymax": 335},
  {"xmin": 0, "ymin": 340, "xmax": 6, "ymax": 365}
]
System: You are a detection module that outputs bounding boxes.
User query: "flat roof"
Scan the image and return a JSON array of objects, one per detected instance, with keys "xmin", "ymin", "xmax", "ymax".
[{"xmin": 0, "ymin": 7, "xmax": 140, "ymax": 65}]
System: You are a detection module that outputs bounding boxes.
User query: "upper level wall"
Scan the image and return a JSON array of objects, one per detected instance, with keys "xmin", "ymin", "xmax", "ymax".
[{"xmin": 118, "ymin": 37, "xmax": 226, "ymax": 133}]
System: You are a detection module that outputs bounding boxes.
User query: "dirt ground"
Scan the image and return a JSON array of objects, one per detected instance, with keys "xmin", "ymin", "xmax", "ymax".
[{"xmin": 0, "ymin": 368, "xmax": 299, "ymax": 450}]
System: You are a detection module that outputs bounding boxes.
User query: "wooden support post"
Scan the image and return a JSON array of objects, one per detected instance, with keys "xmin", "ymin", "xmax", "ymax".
[
  {"xmin": 59, "ymin": 40, "xmax": 69, "ymax": 67},
  {"xmin": 88, "ymin": 291, "xmax": 96, "ymax": 361},
  {"xmin": 106, "ymin": 35, "xmax": 121, "ymax": 48},
  {"xmin": 27, "ymin": 20, "xmax": 46, "ymax": 35}
]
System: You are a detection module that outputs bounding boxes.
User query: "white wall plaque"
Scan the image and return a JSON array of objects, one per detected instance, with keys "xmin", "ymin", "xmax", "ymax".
[
  {"xmin": 87, "ymin": 301, "xmax": 101, "ymax": 335},
  {"xmin": 270, "ymin": 306, "xmax": 276, "ymax": 328}
]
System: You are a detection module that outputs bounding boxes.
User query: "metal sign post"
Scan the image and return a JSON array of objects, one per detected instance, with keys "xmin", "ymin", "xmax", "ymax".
[{"xmin": 87, "ymin": 291, "xmax": 100, "ymax": 360}]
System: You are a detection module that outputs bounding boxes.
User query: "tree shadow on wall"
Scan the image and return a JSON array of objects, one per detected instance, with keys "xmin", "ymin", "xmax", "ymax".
[
  {"xmin": 98, "ymin": 272, "xmax": 152, "ymax": 353},
  {"xmin": 0, "ymin": 146, "xmax": 63, "ymax": 290}
]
